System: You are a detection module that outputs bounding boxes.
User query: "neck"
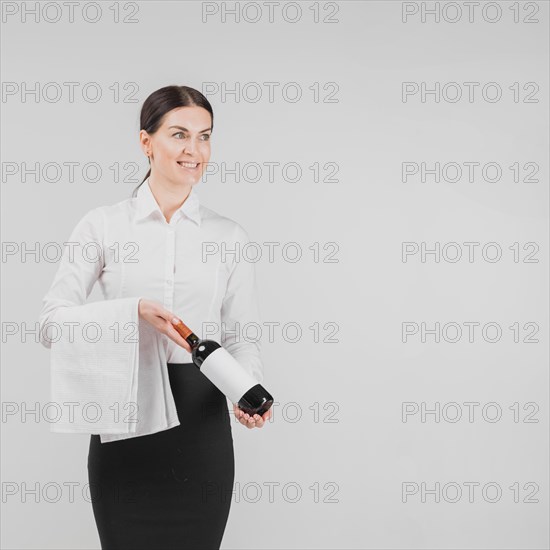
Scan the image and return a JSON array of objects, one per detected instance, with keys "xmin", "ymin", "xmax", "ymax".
[{"xmin": 148, "ymin": 174, "xmax": 192, "ymax": 222}]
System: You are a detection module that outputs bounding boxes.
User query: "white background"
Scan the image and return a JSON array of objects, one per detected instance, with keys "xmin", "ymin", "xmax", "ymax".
[{"xmin": 1, "ymin": 1, "xmax": 548, "ymax": 548}]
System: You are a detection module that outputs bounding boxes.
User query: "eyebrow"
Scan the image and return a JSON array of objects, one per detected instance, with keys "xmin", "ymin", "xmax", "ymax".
[{"xmin": 168, "ymin": 125, "xmax": 212, "ymax": 133}]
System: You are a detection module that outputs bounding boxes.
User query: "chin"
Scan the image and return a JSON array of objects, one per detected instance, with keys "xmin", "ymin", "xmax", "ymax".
[{"xmin": 173, "ymin": 173, "xmax": 194, "ymax": 185}]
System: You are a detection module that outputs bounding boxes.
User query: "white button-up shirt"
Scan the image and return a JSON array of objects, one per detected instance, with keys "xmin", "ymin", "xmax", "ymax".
[{"xmin": 38, "ymin": 179, "xmax": 264, "ymax": 443}]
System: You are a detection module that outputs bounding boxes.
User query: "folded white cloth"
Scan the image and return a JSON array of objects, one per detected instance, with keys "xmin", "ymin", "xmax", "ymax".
[{"xmin": 45, "ymin": 296, "xmax": 180, "ymax": 443}]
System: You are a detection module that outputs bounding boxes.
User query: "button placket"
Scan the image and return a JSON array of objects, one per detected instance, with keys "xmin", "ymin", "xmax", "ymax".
[{"xmin": 164, "ymin": 226, "xmax": 176, "ymax": 310}]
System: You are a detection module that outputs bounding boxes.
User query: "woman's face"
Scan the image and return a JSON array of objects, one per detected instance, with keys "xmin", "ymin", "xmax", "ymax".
[{"xmin": 140, "ymin": 105, "xmax": 212, "ymax": 187}]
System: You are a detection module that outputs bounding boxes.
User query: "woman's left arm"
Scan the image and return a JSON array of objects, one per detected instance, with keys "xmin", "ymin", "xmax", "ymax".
[{"xmin": 220, "ymin": 224, "xmax": 271, "ymax": 429}]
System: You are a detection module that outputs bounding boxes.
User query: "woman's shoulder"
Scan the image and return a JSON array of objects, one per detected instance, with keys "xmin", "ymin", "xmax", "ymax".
[
  {"xmin": 199, "ymin": 204, "xmax": 250, "ymax": 242},
  {"xmin": 66, "ymin": 198, "xmax": 133, "ymax": 242},
  {"xmin": 87, "ymin": 195, "xmax": 136, "ymax": 224}
]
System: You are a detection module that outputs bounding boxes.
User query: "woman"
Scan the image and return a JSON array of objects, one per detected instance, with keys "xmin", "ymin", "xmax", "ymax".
[{"xmin": 42, "ymin": 85, "xmax": 271, "ymax": 549}]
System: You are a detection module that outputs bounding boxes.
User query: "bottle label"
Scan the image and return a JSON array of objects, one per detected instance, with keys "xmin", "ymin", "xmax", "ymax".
[{"xmin": 200, "ymin": 347, "xmax": 257, "ymax": 403}]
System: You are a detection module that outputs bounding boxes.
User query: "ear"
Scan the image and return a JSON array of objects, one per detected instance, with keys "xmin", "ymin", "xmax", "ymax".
[{"xmin": 139, "ymin": 129, "xmax": 152, "ymax": 156}]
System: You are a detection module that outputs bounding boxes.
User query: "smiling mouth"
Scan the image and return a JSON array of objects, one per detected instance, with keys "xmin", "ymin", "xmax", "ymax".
[{"xmin": 177, "ymin": 161, "xmax": 200, "ymax": 169}]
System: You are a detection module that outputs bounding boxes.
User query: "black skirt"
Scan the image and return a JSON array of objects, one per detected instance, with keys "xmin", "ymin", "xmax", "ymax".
[{"xmin": 87, "ymin": 362, "xmax": 235, "ymax": 550}]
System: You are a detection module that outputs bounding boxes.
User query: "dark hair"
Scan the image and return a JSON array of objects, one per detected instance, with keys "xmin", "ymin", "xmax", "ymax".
[{"xmin": 131, "ymin": 85, "xmax": 214, "ymax": 197}]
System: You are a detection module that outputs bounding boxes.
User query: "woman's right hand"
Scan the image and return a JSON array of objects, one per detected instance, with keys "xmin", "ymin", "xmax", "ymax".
[{"xmin": 138, "ymin": 299, "xmax": 192, "ymax": 353}]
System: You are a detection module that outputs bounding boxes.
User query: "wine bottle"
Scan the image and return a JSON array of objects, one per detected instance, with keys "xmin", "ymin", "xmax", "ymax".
[{"xmin": 172, "ymin": 319, "xmax": 274, "ymax": 417}]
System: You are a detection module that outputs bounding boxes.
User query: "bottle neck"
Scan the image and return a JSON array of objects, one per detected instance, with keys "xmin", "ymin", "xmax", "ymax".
[
  {"xmin": 186, "ymin": 333, "xmax": 200, "ymax": 348},
  {"xmin": 172, "ymin": 319, "xmax": 201, "ymax": 349}
]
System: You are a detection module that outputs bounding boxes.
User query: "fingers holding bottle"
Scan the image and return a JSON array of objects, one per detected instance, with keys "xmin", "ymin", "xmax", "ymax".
[
  {"xmin": 138, "ymin": 299, "xmax": 192, "ymax": 353},
  {"xmin": 166, "ymin": 316, "xmax": 192, "ymax": 352}
]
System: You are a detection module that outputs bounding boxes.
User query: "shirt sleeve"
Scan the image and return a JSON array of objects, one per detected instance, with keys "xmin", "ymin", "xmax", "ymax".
[
  {"xmin": 38, "ymin": 207, "xmax": 142, "ymax": 348},
  {"xmin": 220, "ymin": 224, "xmax": 264, "ymax": 384},
  {"xmin": 38, "ymin": 207, "xmax": 145, "ymax": 435}
]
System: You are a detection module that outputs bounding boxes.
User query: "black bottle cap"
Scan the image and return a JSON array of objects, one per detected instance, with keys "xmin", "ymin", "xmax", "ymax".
[{"xmin": 238, "ymin": 384, "xmax": 274, "ymax": 416}]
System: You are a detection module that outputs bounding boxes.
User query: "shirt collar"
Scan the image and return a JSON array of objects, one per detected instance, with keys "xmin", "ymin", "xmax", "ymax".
[{"xmin": 134, "ymin": 178, "xmax": 201, "ymax": 226}]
